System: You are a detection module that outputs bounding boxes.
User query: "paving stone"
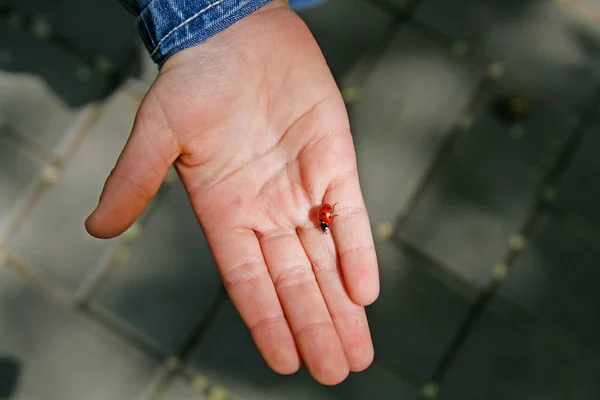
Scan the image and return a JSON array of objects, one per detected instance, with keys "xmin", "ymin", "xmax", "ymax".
[
  {"xmin": 0, "ymin": 354, "xmax": 19, "ymax": 398},
  {"xmin": 0, "ymin": 71, "xmax": 75, "ymax": 153},
  {"xmin": 0, "ymin": 267, "xmax": 159, "ymax": 400},
  {"xmin": 568, "ymin": 355, "xmax": 600, "ymax": 400},
  {"xmin": 297, "ymin": 0, "xmax": 394, "ymax": 81},
  {"xmin": 8, "ymin": 88, "xmax": 139, "ymax": 293},
  {"xmin": 48, "ymin": 0, "xmax": 137, "ymax": 67},
  {"xmin": 499, "ymin": 215, "xmax": 600, "ymax": 354},
  {"xmin": 555, "ymin": 124, "xmax": 600, "ymax": 226},
  {"xmin": 415, "ymin": 0, "xmax": 600, "ymax": 104},
  {"xmin": 0, "ymin": 130, "xmax": 42, "ymax": 236},
  {"xmin": 399, "ymin": 80, "xmax": 577, "ymax": 288},
  {"xmin": 3, "ymin": 0, "xmax": 53, "ymax": 15},
  {"xmin": 385, "ymin": 0, "xmax": 409, "ymax": 8},
  {"xmin": 437, "ymin": 299, "xmax": 577, "ymax": 400},
  {"xmin": 348, "ymin": 26, "xmax": 483, "ymax": 225},
  {"xmin": 94, "ymin": 180, "xmax": 223, "ymax": 353},
  {"xmin": 0, "ymin": 19, "xmax": 112, "ymax": 106},
  {"xmin": 188, "ymin": 298, "xmax": 417, "ymax": 400},
  {"xmin": 367, "ymin": 237, "xmax": 471, "ymax": 379}
]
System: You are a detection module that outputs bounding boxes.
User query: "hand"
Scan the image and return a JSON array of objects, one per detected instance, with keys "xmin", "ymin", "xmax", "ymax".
[{"xmin": 85, "ymin": 0, "xmax": 379, "ymax": 385}]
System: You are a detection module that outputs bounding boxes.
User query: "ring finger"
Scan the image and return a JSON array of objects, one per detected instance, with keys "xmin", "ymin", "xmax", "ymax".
[
  {"xmin": 298, "ymin": 224, "xmax": 374, "ymax": 372},
  {"xmin": 258, "ymin": 228, "xmax": 349, "ymax": 385}
]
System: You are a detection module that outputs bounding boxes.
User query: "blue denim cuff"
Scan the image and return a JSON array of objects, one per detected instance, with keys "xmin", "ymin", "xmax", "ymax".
[{"xmin": 135, "ymin": 0, "xmax": 272, "ymax": 67}]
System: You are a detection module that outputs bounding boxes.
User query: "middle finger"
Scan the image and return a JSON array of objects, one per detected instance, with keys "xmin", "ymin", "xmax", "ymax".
[
  {"xmin": 298, "ymin": 225, "xmax": 374, "ymax": 373},
  {"xmin": 258, "ymin": 228, "xmax": 349, "ymax": 385}
]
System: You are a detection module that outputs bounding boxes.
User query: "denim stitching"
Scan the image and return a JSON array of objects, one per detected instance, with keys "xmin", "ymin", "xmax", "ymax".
[{"xmin": 149, "ymin": 0, "xmax": 227, "ymax": 57}]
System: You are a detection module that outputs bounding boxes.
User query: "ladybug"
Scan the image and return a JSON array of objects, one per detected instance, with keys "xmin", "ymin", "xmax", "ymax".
[{"xmin": 317, "ymin": 203, "xmax": 337, "ymax": 234}]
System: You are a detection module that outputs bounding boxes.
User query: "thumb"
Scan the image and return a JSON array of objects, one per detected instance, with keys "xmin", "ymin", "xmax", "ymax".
[{"xmin": 85, "ymin": 101, "xmax": 180, "ymax": 239}]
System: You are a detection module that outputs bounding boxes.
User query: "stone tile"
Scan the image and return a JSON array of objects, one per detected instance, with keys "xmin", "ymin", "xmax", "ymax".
[
  {"xmin": 367, "ymin": 237, "xmax": 471, "ymax": 379},
  {"xmin": 297, "ymin": 0, "xmax": 394, "ymax": 80},
  {"xmin": 385, "ymin": 0, "xmax": 409, "ymax": 8},
  {"xmin": 415, "ymin": 0, "xmax": 600, "ymax": 104},
  {"xmin": 3, "ymin": 0, "xmax": 48, "ymax": 15},
  {"xmin": 568, "ymin": 355, "xmax": 600, "ymax": 400},
  {"xmin": 8, "ymin": 88, "xmax": 139, "ymax": 293},
  {"xmin": 0, "ymin": 130, "xmax": 42, "ymax": 236},
  {"xmin": 0, "ymin": 354, "xmax": 19, "ymax": 398},
  {"xmin": 0, "ymin": 20, "xmax": 112, "ymax": 106},
  {"xmin": 94, "ymin": 181, "xmax": 223, "ymax": 353},
  {"xmin": 499, "ymin": 215, "xmax": 600, "ymax": 353},
  {"xmin": 188, "ymin": 298, "xmax": 418, "ymax": 400},
  {"xmin": 438, "ymin": 300, "xmax": 577, "ymax": 400},
  {"xmin": 348, "ymin": 26, "xmax": 483, "ymax": 225},
  {"xmin": 399, "ymin": 80, "xmax": 577, "ymax": 288},
  {"xmin": 48, "ymin": 0, "xmax": 137, "ymax": 67},
  {"xmin": 555, "ymin": 124, "xmax": 600, "ymax": 226},
  {"xmin": 0, "ymin": 71, "xmax": 75, "ymax": 153},
  {"xmin": 0, "ymin": 267, "xmax": 159, "ymax": 400}
]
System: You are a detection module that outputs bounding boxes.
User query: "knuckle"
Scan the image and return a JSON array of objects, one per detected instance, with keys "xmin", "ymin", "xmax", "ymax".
[
  {"xmin": 274, "ymin": 264, "xmax": 314, "ymax": 291},
  {"xmin": 250, "ymin": 315, "xmax": 287, "ymax": 336},
  {"xmin": 112, "ymin": 171, "xmax": 155, "ymax": 202},
  {"xmin": 311, "ymin": 253, "xmax": 339, "ymax": 276},
  {"xmin": 222, "ymin": 258, "xmax": 265, "ymax": 290},
  {"xmin": 339, "ymin": 244, "xmax": 372, "ymax": 260},
  {"xmin": 330, "ymin": 307, "xmax": 364, "ymax": 323},
  {"xmin": 296, "ymin": 320, "xmax": 335, "ymax": 338}
]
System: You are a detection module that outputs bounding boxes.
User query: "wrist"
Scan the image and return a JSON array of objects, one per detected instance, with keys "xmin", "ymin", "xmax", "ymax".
[
  {"xmin": 160, "ymin": 0, "xmax": 291, "ymax": 73},
  {"xmin": 137, "ymin": 0, "xmax": 281, "ymax": 67}
]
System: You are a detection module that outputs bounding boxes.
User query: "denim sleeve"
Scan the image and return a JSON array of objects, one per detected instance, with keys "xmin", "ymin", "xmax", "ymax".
[{"xmin": 118, "ymin": 0, "xmax": 272, "ymax": 67}]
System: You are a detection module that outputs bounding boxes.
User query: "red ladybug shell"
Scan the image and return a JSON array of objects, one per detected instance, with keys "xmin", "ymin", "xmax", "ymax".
[
  {"xmin": 317, "ymin": 203, "xmax": 337, "ymax": 233},
  {"xmin": 318, "ymin": 204, "xmax": 335, "ymax": 224}
]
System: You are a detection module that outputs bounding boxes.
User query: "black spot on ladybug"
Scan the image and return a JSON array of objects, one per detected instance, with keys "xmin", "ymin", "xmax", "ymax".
[{"xmin": 319, "ymin": 221, "xmax": 330, "ymax": 234}]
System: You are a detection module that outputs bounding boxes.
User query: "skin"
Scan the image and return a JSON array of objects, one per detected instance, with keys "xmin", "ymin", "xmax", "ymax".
[{"xmin": 85, "ymin": 0, "xmax": 379, "ymax": 385}]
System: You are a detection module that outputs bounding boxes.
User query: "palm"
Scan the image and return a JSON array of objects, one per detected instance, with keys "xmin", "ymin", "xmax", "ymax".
[{"xmin": 86, "ymin": 1, "xmax": 379, "ymax": 385}]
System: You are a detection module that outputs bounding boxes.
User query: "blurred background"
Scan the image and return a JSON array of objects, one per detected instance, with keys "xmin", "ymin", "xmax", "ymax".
[{"xmin": 1, "ymin": 0, "xmax": 600, "ymax": 399}]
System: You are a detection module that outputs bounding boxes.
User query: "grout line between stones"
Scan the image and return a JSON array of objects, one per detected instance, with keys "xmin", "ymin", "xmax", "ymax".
[
  {"xmin": 55, "ymin": 103, "xmax": 104, "ymax": 165},
  {"xmin": 0, "ymin": 179, "xmax": 51, "ymax": 248},
  {"xmin": 1, "ymin": 249, "xmax": 170, "ymax": 364},
  {"xmin": 374, "ymin": 359, "xmax": 429, "ymax": 392},
  {"xmin": 79, "ymin": 302, "xmax": 169, "ymax": 362},
  {"xmin": 392, "ymin": 238, "xmax": 480, "ymax": 301},
  {"xmin": 392, "ymin": 74, "xmax": 491, "ymax": 234},
  {"xmin": 421, "ymin": 84, "xmax": 600, "ymax": 395},
  {"xmin": 2, "ymin": 253, "xmax": 71, "ymax": 304},
  {"xmin": 148, "ymin": 287, "xmax": 229, "ymax": 399},
  {"xmin": 0, "ymin": 3, "xmax": 140, "ymax": 102},
  {"xmin": 74, "ymin": 177, "xmax": 177, "ymax": 304},
  {"xmin": 0, "ymin": 124, "xmax": 59, "ymax": 165},
  {"xmin": 340, "ymin": 0, "xmax": 428, "ymax": 90},
  {"xmin": 406, "ymin": 18, "xmax": 591, "ymax": 110},
  {"xmin": 0, "ymin": 101, "xmax": 106, "ymax": 247}
]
